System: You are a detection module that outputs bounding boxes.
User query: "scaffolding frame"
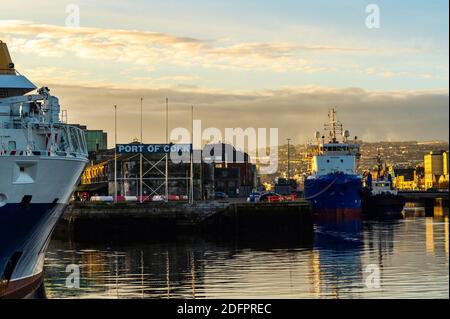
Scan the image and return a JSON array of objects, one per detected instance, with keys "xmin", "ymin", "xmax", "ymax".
[{"xmin": 114, "ymin": 151, "xmax": 193, "ymax": 203}]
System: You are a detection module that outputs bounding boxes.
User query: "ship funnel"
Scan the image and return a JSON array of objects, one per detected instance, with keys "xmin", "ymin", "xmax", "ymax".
[
  {"xmin": 0, "ymin": 40, "xmax": 36, "ymax": 97},
  {"xmin": 0, "ymin": 40, "xmax": 16, "ymax": 75}
]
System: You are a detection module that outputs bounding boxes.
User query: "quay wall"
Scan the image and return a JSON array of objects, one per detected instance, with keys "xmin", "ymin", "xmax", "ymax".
[{"xmin": 53, "ymin": 201, "xmax": 313, "ymax": 244}]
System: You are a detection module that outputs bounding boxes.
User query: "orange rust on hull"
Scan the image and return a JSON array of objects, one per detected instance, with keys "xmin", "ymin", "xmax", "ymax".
[
  {"xmin": 0, "ymin": 273, "xmax": 43, "ymax": 299},
  {"xmin": 313, "ymin": 208, "xmax": 362, "ymax": 222}
]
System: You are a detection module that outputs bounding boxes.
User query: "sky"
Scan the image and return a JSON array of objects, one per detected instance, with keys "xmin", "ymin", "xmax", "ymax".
[{"xmin": 0, "ymin": 0, "xmax": 448, "ymax": 146}]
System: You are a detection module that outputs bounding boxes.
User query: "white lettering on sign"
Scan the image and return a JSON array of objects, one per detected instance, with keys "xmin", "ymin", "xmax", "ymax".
[{"xmin": 117, "ymin": 144, "xmax": 191, "ymax": 154}]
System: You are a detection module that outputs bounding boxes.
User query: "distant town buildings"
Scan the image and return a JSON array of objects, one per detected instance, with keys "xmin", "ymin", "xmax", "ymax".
[
  {"xmin": 390, "ymin": 167, "xmax": 422, "ymax": 190},
  {"xmin": 424, "ymin": 150, "xmax": 449, "ymax": 190},
  {"xmin": 370, "ymin": 150, "xmax": 448, "ymax": 191},
  {"xmin": 76, "ymin": 139, "xmax": 449, "ymax": 197},
  {"xmin": 260, "ymin": 140, "xmax": 449, "ymax": 191}
]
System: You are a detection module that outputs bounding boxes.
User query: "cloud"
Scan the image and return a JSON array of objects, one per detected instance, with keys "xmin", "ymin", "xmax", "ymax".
[
  {"xmin": 24, "ymin": 66, "xmax": 96, "ymax": 86},
  {"xmin": 379, "ymin": 71, "xmax": 395, "ymax": 78},
  {"xmin": 36, "ymin": 83, "xmax": 448, "ymax": 147},
  {"xmin": 2, "ymin": 19, "xmax": 445, "ymax": 85},
  {"xmin": 359, "ymin": 66, "xmax": 432, "ymax": 80},
  {"xmin": 0, "ymin": 20, "xmax": 366, "ymax": 73}
]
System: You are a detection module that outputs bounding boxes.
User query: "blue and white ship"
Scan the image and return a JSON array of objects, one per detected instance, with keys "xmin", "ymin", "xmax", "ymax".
[
  {"xmin": 0, "ymin": 41, "xmax": 88, "ymax": 298},
  {"xmin": 304, "ymin": 108, "xmax": 362, "ymax": 217}
]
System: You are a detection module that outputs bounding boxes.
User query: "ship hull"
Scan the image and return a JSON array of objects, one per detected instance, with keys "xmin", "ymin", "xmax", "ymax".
[
  {"xmin": 0, "ymin": 203, "xmax": 66, "ymax": 299},
  {"xmin": 361, "ymin": 189, "xmax": 406, "ymax": 220},
  {"xmin": 0, "ymin": 156, "xmax": 86, "ymax": 299},
  {"xmin": 304, "ymin": 173, "xmax": 362, "ymax": 218}
]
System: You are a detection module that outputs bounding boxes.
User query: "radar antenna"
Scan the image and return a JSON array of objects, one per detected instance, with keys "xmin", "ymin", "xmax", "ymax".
[{"xmin": 324, "ymin": 107, "xmax": 343, "ymax": 143}]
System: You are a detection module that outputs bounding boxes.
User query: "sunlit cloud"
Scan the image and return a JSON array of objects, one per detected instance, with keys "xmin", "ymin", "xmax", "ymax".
[{"xmin": 0, "ymin": 20, "xmax": 369, "ymax": 73}]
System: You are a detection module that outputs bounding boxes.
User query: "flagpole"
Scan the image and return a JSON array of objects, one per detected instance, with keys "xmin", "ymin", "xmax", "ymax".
[
  {"xmin": 189, "ymin": 105, "xmax": 194, "ymax": 204},
  {"xmin": 165, "ymin": 97, "xmax": 169, "ymax": 203},
  {"xmin": 287, "ymin": 138, "xmax": 291, "ymax": 181},
  {"xmin": 114, "ymin": 105, "xmax": 118, "ymax": 203},
  {"xmin": 140, "ymin": 97, "xmax": 143, "ymax": 203}
]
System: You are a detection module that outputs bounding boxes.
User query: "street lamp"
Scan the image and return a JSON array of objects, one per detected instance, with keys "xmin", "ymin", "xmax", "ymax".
[{"xmin": 287, "ymin": 138, "xmax": 291, "ymax": 182}]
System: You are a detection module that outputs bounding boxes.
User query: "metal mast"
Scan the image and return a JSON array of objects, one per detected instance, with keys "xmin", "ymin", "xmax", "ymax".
[
  {"xmin": 114, "ymin": 104, "xmax": 118, "ymax": 203},
  {"xmin": 165, "ymin": 97, "xmax": 169, "ymax": 202},
  {"xmin": 140, "ymin": 97, "xmax": 143, "ymax": 203},
  {"xmin": 287, "ymin": 138, "xmax": 291, "ymax": 181},
  {"xmin": 189, "ymin": 105, "xmax": 194, "ymax": 204},
  {"xmin": 325, "ymin": 107, "xmax": 342, "ymax": 143}
]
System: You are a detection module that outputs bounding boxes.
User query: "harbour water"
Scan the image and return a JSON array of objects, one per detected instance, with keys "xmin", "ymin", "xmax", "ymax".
[{"xmin": 43, "ymin": 205, "xmax": 449, "ymax": 299}]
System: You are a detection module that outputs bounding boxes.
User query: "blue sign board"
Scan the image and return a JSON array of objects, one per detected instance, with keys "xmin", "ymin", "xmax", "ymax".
[{"xmin": 116, "ymin": 144, "xmax": 191, "ymax": 154}]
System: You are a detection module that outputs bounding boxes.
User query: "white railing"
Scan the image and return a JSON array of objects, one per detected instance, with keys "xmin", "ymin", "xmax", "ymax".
[
  {"xmin": 0, "ymin": 124, "xmax": 88, "ymax": 158},
  {"xmin": 0, "ymin": 148, "xmax": 87, "ymax": 158}
]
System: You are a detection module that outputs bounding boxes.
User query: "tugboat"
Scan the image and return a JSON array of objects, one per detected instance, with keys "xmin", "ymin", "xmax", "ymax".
[
  {"xmin": 0, "ymin": 40, "xmax": 88, "ymax": 298},
  {"xmin": 361, "ymin": 150, "xmax": 405, "ymax": 219},
  {"xmin": 304, "ymin": 108, "xmax": 362, "ymax": 218}
]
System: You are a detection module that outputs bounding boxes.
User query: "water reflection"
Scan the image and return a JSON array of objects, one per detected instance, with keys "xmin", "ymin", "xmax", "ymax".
[
  {"xmin": 44, "ymin": 206, "xmax": 449, "ymax": 299},
  {"xmin": 445, "ymin": 216, "xmax": 449, "ymax": 257},
  {"xmin": 426, "ymin": 218, "xmax": 435, "ymax": 255},
  {"xmin": 313, "ymin": 219, "xmax": 364, "ymax": 298}
]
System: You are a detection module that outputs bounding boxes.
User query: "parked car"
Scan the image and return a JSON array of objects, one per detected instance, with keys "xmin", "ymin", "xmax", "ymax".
[
  {"xmin": 136, "ymin": 195, "xmax": 152, "ymax": 203},
  {"xmin": 214, "ymin": 191, "xmax": 228, "ymax": 200},
  {"xmin": 152, "ymin": 195, "xmax": 165, "ymax": 202},
  {"xmin": 167, "ymin": 195, "xmax": 180, "ymax": 201},
  {"xmin": 259, "ymin": 192, "xmax": 283, "ymax": 202},
  {"xmin": 247, "ymin": 192, "xmax": 262, "ymax": 203},
  {"xmin": 90, "ymin": 196, "xmax": 114, "ymax": 202}
]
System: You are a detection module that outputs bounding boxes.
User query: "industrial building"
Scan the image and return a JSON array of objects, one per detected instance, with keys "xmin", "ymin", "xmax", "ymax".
[
  {"xmin": 203, "ymin": 143, "xmax": 257, "ymax": 197},
  {"xmin": 70, "ymin": 124, "xmax": 108, "ymax": 153},
  {"xmin": 424, "ymin": 150, "xmax": 449, "ymax": 190},
  {"xmin": 391, "ymin": 167, "xmax": 417, "ymax": 190},
  {"xmin": 76, "ymin": 143, "xmax": 257, "ymax": 200}
]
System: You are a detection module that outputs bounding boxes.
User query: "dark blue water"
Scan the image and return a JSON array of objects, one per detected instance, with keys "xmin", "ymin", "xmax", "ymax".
[{"xmin": 43, "ymin": 209, "xmax": 449, "ymax": 299}]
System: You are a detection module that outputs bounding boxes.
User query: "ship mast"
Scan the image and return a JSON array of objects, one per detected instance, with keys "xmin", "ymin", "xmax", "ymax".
[{"xmin": 324, "ymin": 107, "xmax": 343, "ymax": 144}]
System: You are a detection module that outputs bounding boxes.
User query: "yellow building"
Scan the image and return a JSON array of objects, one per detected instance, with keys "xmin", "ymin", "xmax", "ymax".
[
  {"xmin": 81, "ymin": 161, "xmax": 108, "ymax": 185},
  {"xmin": 444, "ymin": 151, "xmax": 448, "ymax": 176},
  {"xmin": 394, "ymin": 175, "xmax": 416, "ymax": 190},
  {"xmin": 391, "ymin": 167, "xmax": 418, "ymax": 190},
  {"xmin": 424, "ymin": 151, "xmax": 449, "ymax": 190}
]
